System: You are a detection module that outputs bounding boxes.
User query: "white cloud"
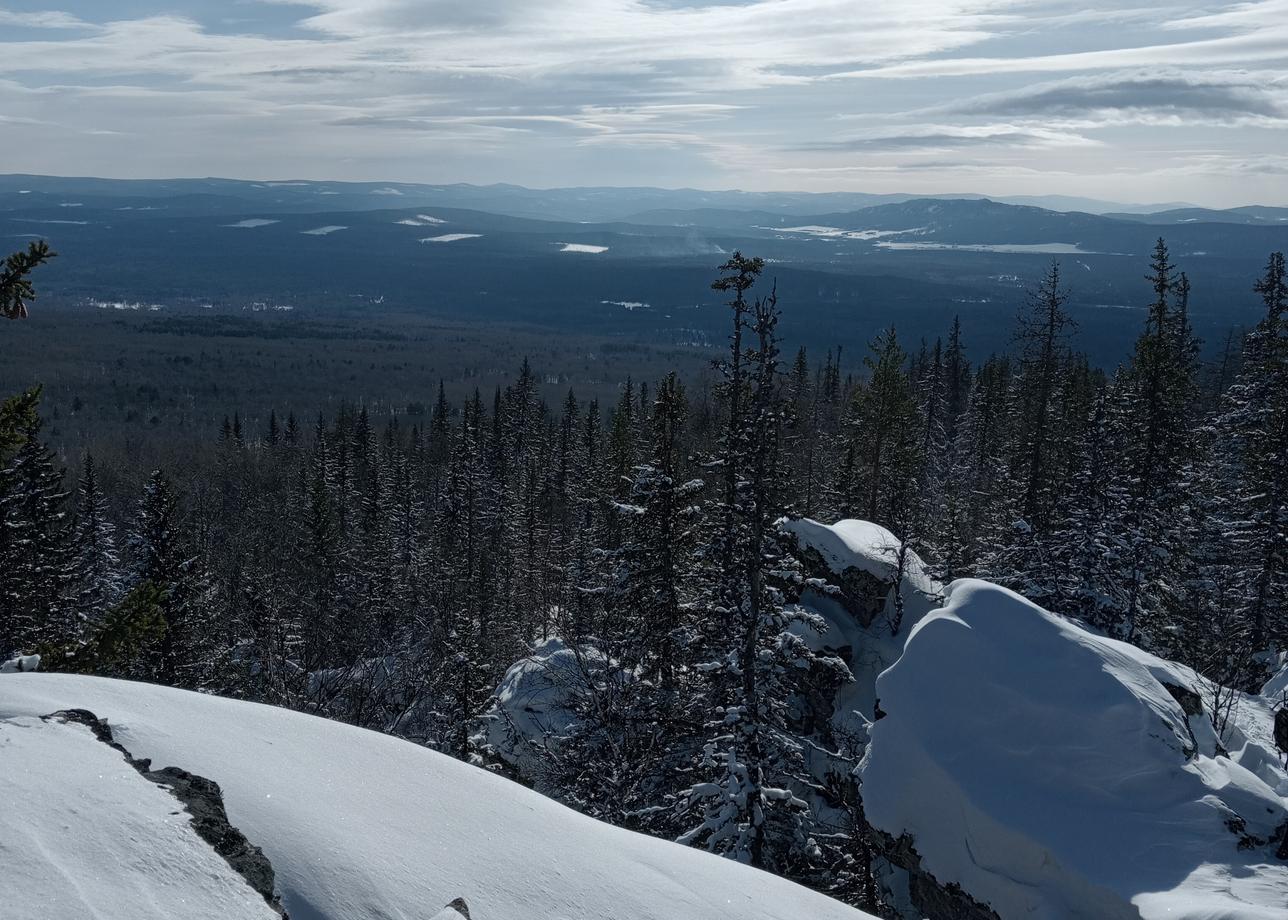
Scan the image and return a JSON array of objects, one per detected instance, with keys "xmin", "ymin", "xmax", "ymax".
[
  {"xmin": 0, "ymin": 1, "xmax": 1285, "ymax": 204},
  {"xmin": 0, "ymin": 9, "xmax": 91, "ymax": 29}
]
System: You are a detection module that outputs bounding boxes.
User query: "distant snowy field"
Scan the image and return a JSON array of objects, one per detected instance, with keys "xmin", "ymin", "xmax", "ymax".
[
  {"xmin": 875, "ymin": 241, "xmax": 1098, "ymax": 254},
  {"xmin": 0, "ymin": 674, "xmax": 873, "ymax": 920},
  {"xmin": 397, "ymin": 214, "xmax": 448, "ymax": 227},
  {"xmin": 420, "ymin": 233, "xmax": 482, "ymax": 243}
]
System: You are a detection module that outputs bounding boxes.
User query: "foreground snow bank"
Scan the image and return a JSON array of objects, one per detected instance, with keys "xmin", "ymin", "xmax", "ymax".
[
  {"xmin": 0, "ymin": 674, "xmax": 873, "ymax": 920},
  {"xmin": 1, "ymin": 714, "xmax": 279, "ymax": 920},
  {"xmin": 861, "ymin": 578, "xmax": 1288, "ymax": 920}
]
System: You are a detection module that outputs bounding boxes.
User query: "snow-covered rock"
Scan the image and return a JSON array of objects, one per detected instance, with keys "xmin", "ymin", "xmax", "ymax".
[
  {"xmin": 782, "ymin": 517, "xmax": 939, "ymax": 631},
  {"xmin": 782, "ymin": 517, "xmax": 942, "ymax": 732},
  {"xmin": 0, "ymin": 673, "xmax": 873, "ymax": 920},
  {"xmin": 860, "ymin": 578, "xmax": 1288, "ymax": 920},
  {"xmin": 481, "ymin": 636, "xmax": 633, "ymax": 784},
  {"xmin": 1, "ymin": 654, "xmax": 40, "ymax": 673}
]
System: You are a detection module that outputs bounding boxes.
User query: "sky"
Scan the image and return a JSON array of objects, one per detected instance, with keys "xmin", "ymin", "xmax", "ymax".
[{"xmin": 1, "ymin": 1, "xmax": 1287, "ymax": 206}]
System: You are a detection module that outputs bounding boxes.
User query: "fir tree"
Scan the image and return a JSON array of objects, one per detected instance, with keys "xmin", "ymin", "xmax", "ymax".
[{"xmin": 681, "ymin": 257, "xmax": 847, "ymax": 873}]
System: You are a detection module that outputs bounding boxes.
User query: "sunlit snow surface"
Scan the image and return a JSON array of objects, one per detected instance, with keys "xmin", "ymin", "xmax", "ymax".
[
  {"xmin": 301, "ymin": 225, "xmax": 347, "ymax": 236},
  {"xmin": 860, "ymin": 578, "xmax": 1288, "ymax": 920},
  {"xmin": 559, "ymin": 243, "xmax": 609, "ymax": 253},
  {"xmin": 0, "ymin": 675, "xmax": 874, "ymax": 920},
  {"xmin": 224, "ymin": 219, "xmax": 280, "ymax": 228},
  {"xmin": 0, "ymin": 715, "xmax": 278, "ymax": 920}
]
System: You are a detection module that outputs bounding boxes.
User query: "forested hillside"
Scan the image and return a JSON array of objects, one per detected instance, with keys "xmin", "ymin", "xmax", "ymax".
[{"xmin": 2, "ymin": 241, "xmax": 1286, "ymax": 914}]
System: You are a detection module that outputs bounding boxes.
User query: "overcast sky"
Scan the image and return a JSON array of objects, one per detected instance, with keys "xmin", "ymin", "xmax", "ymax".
[{"xmin": 2, "ymin": 1, "xmax": 1287, "ymax": 206}]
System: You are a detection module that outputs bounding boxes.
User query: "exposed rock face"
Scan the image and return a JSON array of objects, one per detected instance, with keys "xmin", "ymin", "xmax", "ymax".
[
  {"xmin": 874, "ymin": 831, "xmax": 1002, "ymax": 920},
  {"xmin": 148, "ymin": 766, "xmax": 282, "ymax": 908},
  {"xmin": 792, "ymin": 541, "xmax": 893, "ymax": 629},
  {"xmin": 43, "ymin": 708, "xmax": 287, "ymax": 918},
  {"xmin": 441, "ymin": 897, "xmax": 472, "ymax": 918},
  {"xmin": 1162, "ymin": 681, "xmax": 1204, "ymax": 717}
]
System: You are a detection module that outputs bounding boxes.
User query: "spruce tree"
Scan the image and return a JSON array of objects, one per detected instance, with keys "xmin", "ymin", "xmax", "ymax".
[
  {"xmin": 130, "ymin": 469, "xmax": 207, "ymax": 685},
  {"xmin": 843, "ymin": 327, "xmax": 920, "ymax": 526},
  {"xmin": 680, "ymin": 256, "xmax": 847, "ymax": 873},
  {"xmin": 1116, "ymin": 239, "xmax": 1203, "ymax": 640},
  {"xmin": 70, "ymin": 453, "xmax": 123, "ymax": 641},
  {"xmin": 1205, "ymin": 252, "xmax": 1288, "ymax": 653},
  {"xmin": 1013, "ymin": 260, "xmax": 1076, "ymax": 529},
  {"xmin": 0, "ymin": 416, "xmax": 74, "ymax": 653}
]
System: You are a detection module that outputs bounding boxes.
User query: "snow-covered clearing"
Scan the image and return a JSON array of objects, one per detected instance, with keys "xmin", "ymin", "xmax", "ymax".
[
  {"xmin": 876, "ymin": 241, "xmax": 1096, "ymax": 254},
  {"xmin": 9, "ymin": 219, "xmax": 89, "ymax": 226},
  {"xmin": 397, "ymin": 214, "xmax": 447, "ymax": 226},
  {"xmin": 420, "ymin": 233, "xmax": 481, "ymax": 243},
  {"xmin": 559, "ymin": 243, "xmax": 609, "ymax": 253},
  {"xmin": 762, "ymin": 226, "xmax": 918, "ymax": 241},
  {"xmin": 0, "ymin": 674, "xmax": 874, "ymax": 920},
  {"xmin": 224, "ymin": 219, "xmax": 279, "ymax": 229},
  {"xmin": 300, "ymin": 225, "xmax": 347, "ymax": 236}
]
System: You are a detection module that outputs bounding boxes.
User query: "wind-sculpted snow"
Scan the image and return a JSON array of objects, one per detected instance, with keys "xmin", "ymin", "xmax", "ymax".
[
  {"xmin": 860, "ymin": 578, "xmax": 1288, "ymax": 920},
  {"xmin": 0, "ymin": 714, "xmax": 281, "ymax": 920},
  {"xmin": 0, "ymin": 673, "xmax": 874, "ymax": 920}
]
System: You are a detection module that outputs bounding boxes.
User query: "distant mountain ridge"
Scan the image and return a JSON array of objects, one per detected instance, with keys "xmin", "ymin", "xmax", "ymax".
[
  {"xmin": 0, "ymin": 174, "xmax": 1220, "ymax": 222},
  {"xmin": 5, "ymin": 175, "xmax": 1287, "ymax": 363}
]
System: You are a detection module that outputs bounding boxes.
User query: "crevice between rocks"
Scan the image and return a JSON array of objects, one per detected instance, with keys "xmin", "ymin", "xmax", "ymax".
[
  {"xmin": 872, "ymin": 829, "xmax": 1003, "ymax": 920},
  {"xmin": 42, "ymin": 708, "xmax": 288, "ymax": 919}
]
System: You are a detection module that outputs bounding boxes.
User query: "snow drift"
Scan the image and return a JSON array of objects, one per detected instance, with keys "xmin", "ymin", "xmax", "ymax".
[
  {"xmin": 860, "ymin": 578, "xmax": 1288, "ymax": 920},
  {"xmin": 0, "ymin": 673, "xmax": 873, "ymax": 920}
]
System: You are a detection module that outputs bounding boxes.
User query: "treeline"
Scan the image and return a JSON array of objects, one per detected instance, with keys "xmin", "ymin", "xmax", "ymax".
[{"xmin": 1, "ymin": 243, "xmax": 1285, "ymax": 908}]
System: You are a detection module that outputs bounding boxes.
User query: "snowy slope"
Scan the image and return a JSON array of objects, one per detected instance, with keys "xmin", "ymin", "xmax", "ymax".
[
  {"xmin": 0, "ymin": 673, "xmax": 875, "ymax": 920},
  {"xmin": 860, "ymin": 578, "xmax": 1288, "ymax": 920},
  {"xmin": 0, "ymin": 715, "xmax": 279, "ymax": 920}
]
